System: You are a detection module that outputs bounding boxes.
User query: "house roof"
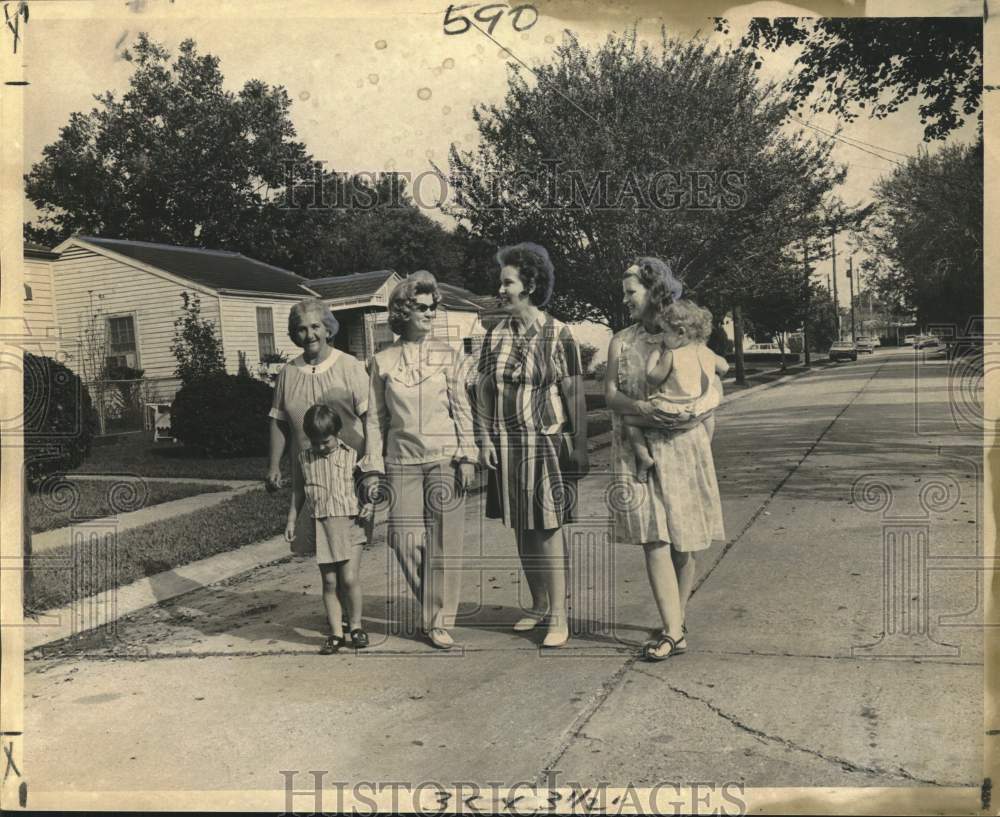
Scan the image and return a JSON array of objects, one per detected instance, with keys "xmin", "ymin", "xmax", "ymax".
[
  {"xmin": 72, "ymin": 236, "xmax": 313, "ymax": 297},
  {"xmin": 307, "ymin": 270, "xmax": 398, "ymax": 301},
  {"xmin": 435, "ymin": 283, "xmax": 488, "ymax": 313},
  {"xmin": 24, "ymin": 242, "xmax": 59, "ymax": 260}
]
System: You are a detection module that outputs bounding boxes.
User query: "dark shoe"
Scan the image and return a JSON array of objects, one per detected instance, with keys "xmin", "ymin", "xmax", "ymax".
[
  {"xmin": 320, "ymin": 634, "xmax": 346, "ymax": 655},
  {"xmin": 642, "ymin": 634, "xmax": 687, "ymax": 662},
  {"xmin": 350, "ymin": 628, "xmax": 369, "ymax": 649}
]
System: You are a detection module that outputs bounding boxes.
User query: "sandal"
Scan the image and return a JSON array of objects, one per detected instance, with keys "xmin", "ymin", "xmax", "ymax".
[
  {"xmin": 320, "ymin": 634, "xmax": 346, "ymax": 655},
  {"xmin": 350, "ymin": 628, "xmax": 370, "ymax": 649},
  {"xmin": 641, "ymin": 634, "xmax": 687, "ymax": 662}
]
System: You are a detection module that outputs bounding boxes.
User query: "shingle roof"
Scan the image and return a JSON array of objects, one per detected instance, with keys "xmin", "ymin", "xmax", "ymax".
[
  {"xmin": 307, "ymin": 270, "xmax": 398, "ymax": 301},
  {"xmin": 25, "ymin": 242, "xmax": 58, "ymax": 259},
  {"xmin": 437, "ymin": 282, "xmax": 489, "ymax": 312},
  {"xmin": 76, "ymin": 236, "xmax": 312, "ymax": 296}
]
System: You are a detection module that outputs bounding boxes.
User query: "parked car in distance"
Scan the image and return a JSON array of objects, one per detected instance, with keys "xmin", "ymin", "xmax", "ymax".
[
  {"xmin": 855, "ymin": 337, "xmax": 875, "ymax": 354},
  {"xmin": 871, "ymin": 337, "xmax": 881, "ymax": 347},
  {"xmin": 748, "ymin": 342, "xmax": 781, "ymax": 352},
  {"xmin": 829, "ymin": 341, "xmax": 858, "ymax": 362},
  {"xmin": 916, "ymin": 336, "xmax": 947, "ymax": 354},
  {"xmin": 903, "ymin": 334, "xmax": 917, "ymax": 345}
]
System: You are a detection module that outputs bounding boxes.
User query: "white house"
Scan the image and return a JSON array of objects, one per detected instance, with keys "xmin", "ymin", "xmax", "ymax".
[
  {"xmin": 21, "ymin": 243, "xmax": 62, "ymax": 359},
  {"xmin": 308, "ymin": 272, "xmax": 488, "ymax": 359},
  {"xmin": 50, "ymin": 236, "xmax": 320, "ymax": 402}
]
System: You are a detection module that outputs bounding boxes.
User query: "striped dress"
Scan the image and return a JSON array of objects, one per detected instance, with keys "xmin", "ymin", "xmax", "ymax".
[{"xmin": 477, "ymin": 312, "xmax": 582, "ymax": 530}]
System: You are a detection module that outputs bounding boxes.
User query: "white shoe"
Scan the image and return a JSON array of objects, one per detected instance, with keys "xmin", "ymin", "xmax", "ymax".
[
  {"xmin": 512, "ymin": 608, "xmax": 549, "ymax": 632},
  {"xmin": 427, "ymin": 628, "xmax": 455, "ymax": 649},
  {"xmin": 542, "ymin": 622, "xmax": 570, "ymax": 648}
]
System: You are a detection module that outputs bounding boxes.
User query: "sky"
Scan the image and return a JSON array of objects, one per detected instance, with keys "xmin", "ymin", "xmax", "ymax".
[{"xmin": 18, "ymin": 0, "xmax": 983, "ymax": 345}]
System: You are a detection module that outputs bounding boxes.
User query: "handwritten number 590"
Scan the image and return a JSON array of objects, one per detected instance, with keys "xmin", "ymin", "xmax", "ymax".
[{"xmin": 443, "ymin": 3, "xmax": 539, "ymax": 36}]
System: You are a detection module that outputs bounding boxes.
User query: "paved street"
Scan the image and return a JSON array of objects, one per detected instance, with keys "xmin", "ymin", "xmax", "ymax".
[{"xmin": 23, "ymin": 348, "xmax": 984, "ymax": 794}]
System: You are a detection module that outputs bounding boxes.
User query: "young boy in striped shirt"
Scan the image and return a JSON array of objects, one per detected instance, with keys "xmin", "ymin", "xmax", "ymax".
[{"xmin": 286, "ymin": 404, "xmax": 374, "ymax": 654}]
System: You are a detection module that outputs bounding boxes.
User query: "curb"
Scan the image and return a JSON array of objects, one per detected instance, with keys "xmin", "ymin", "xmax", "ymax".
[{"xmin": 24, "ymin": 535, "xmax": 294, "ymax": 653}]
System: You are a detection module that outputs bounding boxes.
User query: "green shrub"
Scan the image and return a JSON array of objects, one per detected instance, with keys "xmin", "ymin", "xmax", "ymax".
[
  {"xmin": 23, "ymin": 352, "xmax": 97, "ymax": 488},
  {"xmin": 579, "ymin": 342, "xmax": 598, "ymax": 374},
  {"xmin": 591, "ymin": 360, "xmax": 608, "ymax": 382},
  {"xmin": 171, "ymin": 373, "xmax": 273, "ymax": 457}
]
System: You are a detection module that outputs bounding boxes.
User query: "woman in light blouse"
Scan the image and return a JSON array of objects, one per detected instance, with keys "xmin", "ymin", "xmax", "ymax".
[{"xmin": 360, "ymin": 271, "xmax": 478, "ymax": 650}]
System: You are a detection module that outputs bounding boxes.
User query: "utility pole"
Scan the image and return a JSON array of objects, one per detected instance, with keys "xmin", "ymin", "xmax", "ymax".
[
  {"xmin": 848, "ymin": 256, "xmax": 856, "ymax": 340},
  {"xmin": 802, "ymin": 237, "xmax": 811, "ymax": 366},
  {"xmin": 831, "ymin": 229, "xmax": 840, "ymax": 339}
]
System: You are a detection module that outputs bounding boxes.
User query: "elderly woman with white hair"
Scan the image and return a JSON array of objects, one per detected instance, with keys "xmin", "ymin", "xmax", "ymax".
[
  {"xmin": 359, "ymin": 271, "xmax": 478, "ymax": 650},
  {"xmin": 266, "ymin": 297, "xmax": 373, "ymax": 650}
]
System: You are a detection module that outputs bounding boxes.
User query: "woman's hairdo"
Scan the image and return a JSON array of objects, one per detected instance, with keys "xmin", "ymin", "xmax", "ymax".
[
  {"xmin": 288, "ymin": 298, "xmax": 339, "ymax": 346},
  {"xmin": 623, "ymin": 257, "xmax": 683, "ymax": 323},
  {"xmin": 496, "ymin": 242, "xmax": 555, "ymax": 307},
  {"xmin": 660, "ymin": 299, "xmax": 713, "ymax": 342},
  {"xmin": 388, "ymin": 270, "xmax": 441, "ymax": 336},
  {"xmin": 303, "ymin": 403, "xmax": 342, "ymax": 440}
]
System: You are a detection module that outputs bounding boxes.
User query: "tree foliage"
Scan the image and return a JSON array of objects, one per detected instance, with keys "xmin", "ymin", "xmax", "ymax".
[
  {"xmin": 858, "ymin": 138, "xmax": 982, "ymax": 330},
  {"xmin": 24, "ymin": 35, "xmax": 465, "ymax": 281},
  {"xmin": 170, "ymin": 292, "xmax": 226, "ymax": 386},
  {"xmin": 718, "ymin": 17, "xmax": 982, "ymax": 142},
  {"xmin": 445, "ymin": 30, "xmax": 843, "ymax": 330}
]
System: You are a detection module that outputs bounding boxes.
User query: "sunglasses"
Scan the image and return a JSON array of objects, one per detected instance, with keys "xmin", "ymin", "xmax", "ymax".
[{"xmin": 412, "ymin": 303, "xmax": 438, "ymax": 314}]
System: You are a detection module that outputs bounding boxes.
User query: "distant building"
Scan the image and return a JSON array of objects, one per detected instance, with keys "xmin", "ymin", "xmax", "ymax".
[
  {"xmin": 22, "ymin": 243, "xmax": 62, "ymax": 359},
  {"xmin": 23, "ymin": 237, "xmax": 490, "ymax": 416}
]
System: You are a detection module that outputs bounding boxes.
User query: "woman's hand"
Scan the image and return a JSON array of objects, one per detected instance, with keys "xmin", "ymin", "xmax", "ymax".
[
  {"xmin": 479, "ymin": 437, "xmax": 498, "ymax": 470},
  {"xmin": 634, "ymin": 399, "xmax": 657, "ymax": 417},
  {"xmin": 457, "ymin": 461, "xmax": 476, "ymax": 492},
  {"xmin": 265, "ymin": 467, "xmax": 283, "ymax": 493},
  {"xmin": 284, "ymin": 513, "xmax": 296, "ymax": 543},
  {"xmin": 360, "ymin": 474, "xmax": 382, "ymax": 505}
]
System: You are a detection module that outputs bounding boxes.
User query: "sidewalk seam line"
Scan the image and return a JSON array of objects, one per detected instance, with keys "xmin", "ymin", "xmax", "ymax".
[{"xmin": 690, "ymin": 359, "xmax": 890, "ymax": 599}]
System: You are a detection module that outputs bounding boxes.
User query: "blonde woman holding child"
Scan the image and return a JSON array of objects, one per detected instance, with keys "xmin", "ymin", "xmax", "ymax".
[{"xmin": 606, "ymin": 257, "xmax": 725, "ymax": 662}]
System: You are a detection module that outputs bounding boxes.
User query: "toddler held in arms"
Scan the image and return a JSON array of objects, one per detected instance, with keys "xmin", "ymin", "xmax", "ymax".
[{"xmin": 624, "ymin": 299, "xmax": 729, "ymax": 482}]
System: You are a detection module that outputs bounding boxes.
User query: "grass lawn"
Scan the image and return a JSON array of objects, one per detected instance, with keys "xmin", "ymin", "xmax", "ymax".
[
  {"xmin": 26, "ymin": 486, "xmax": 292, "ymax": 612},
  {"xmin": 28, "ymin": 480, "xmax": 227, "ymax": 534},
  {"xmin": 73, "ymin": 431, "xmax": 276, "ymax": 480}
]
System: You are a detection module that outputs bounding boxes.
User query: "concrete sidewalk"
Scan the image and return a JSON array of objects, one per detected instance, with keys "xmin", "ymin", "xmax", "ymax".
[
  {"xmin": 22, "ymin": 351, "xmax": 982, "ymax": 795},
  {"xmin": 30, "ymin": 480, "xmax": 259, "ymax": 554}
]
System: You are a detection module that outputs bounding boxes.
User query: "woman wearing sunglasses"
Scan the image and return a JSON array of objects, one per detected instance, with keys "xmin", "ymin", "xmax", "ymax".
[{"xmin": 360, "ymin": 270, "xmax": 478, "ymax": 650}]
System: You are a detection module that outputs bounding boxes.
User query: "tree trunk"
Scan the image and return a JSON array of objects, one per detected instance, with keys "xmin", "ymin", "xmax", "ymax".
[{"xmin": 733, "ymin": 304, "xmax": 746, "ymax": 385}]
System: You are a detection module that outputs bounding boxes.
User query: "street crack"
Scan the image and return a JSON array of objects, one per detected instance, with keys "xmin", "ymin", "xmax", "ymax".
[{"xmin": 633, "ymin": 666, "xmax": 957, "ymax": 786}]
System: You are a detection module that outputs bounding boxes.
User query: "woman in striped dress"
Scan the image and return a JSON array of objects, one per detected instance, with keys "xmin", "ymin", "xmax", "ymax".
[{"xmin": 477, "ymin": 243, "xmax": 589, "ymax": 648}]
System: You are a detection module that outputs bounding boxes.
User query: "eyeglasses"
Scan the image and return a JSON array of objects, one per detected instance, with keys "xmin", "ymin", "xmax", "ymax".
[{"xmin": 412, "ymin": 303, "xmax": 437, "ymax": 314}]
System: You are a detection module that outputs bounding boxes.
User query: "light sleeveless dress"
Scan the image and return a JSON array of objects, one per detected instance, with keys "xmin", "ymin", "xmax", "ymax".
[{"xmin": 610, "ymin": 325, "xmax": 725, "ymax": 551}]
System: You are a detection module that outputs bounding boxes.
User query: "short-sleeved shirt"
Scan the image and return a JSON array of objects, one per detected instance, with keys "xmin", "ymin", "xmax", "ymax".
[
  {"xmin": 359, "ymin": 337, "xmax": 478, "ymax": 473},
  {"xmin": 297, "ymin": 441, "xmax": 360, "ymax": 518},
  {"xmin": 477, "ymin": 313, "xmax": 582, "ymax": 436},
  {"xmin": 268, "ymin": 349, "xmax": 369, "ymax": 465}
]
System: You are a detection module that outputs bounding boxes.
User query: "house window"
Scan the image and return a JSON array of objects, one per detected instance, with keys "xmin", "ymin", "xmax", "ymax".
[
  {"xmin": 23, "ymin": 283, "xmax": 33, "ymax": 301},
  {"xmin": 256, "ymin": 307, "xmax": 276, "ymax": 360},
  {"xmin": 463, "ymin": 337, "xmax": 474, "ymax": 355},
  {"xmin": 373, "ymin": 321, "xmax": 394, "ymax": 353},
  {"xmin": 106, "ymin": 315, "xmax": 137, "ymax": 369}
]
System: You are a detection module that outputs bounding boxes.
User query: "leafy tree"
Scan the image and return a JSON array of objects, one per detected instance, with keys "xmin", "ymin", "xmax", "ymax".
[
  {"xmin": 24, "ymin": 35, "xmax": 464, "ymax": 281},
  {"xmin": 170, "ymin": 292, "xmax": 226, "ymax": 386},
  {"xmin": 446, "ymin": 30, "xmax": 843, "ymax": 332},
  {"xmin": 717, "ymin": 17, "xmax": 982, "ymax": 142},
  {"xmin": 858, "ymin": 138, "xmax": 982, "ymax": 330},
  {"xmin": 805, "ymin": 286, "xmax": 839, "ymax": 351}
]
